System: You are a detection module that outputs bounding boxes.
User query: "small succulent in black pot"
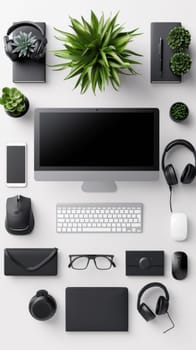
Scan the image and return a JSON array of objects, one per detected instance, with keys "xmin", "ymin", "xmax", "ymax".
[
  {"xmin": 170, "ymin": 52, "xmax": 192, "ymax": 76},
  {"xmin": 168, "ymin": 27, "xmax": 191, "ymax": 51},
  {"xmin": 170, "ymin": 102, "xmax": 189, "ymax": 122},
  {"xmin": 0, "ymin": 87, "xmax": 29, "ymax": 117}
]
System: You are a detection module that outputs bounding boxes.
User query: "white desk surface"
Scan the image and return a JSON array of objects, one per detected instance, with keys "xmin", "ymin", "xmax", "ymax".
[{"xmin": 0, "ymin": 0, "xmax": 196, "ymax": 349}]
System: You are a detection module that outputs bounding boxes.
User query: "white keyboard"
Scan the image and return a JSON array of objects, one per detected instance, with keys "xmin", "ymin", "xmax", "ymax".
[{"xmin": 56, "ymin": 203, "xmax": 143, "ymax": 234}]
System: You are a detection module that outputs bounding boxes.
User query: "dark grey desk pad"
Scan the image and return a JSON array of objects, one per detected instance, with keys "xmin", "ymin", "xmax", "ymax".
[{"xmin": 66, "ymin": 287, "xmax": 128, "ymax": 331}]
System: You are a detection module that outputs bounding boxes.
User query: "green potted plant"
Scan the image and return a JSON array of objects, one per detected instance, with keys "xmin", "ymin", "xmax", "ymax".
[
  {"xmin": 51, "ymin": 11, "xmax": 142, "ymax": 93},
  {"xmin": 12, "ymin": 31, "xmax": 37, "ymax": 58},
  {"xmin": 167, "ymin": 26, "xmax": 192, "ymax": 77},
  {"xmin": 168, "ymin": 27, "xmax": 191, "ymax": 51},
  {"xmin": 170, "ymin": 102, "xmax": 189, "ymax": 122},
  {"xmin": 170, "ymin": 52, "xmax": 192, "ymax": 76},
  {"xmin": 0, "ymin": 87, "xmax": 29, "ymax": 117}
]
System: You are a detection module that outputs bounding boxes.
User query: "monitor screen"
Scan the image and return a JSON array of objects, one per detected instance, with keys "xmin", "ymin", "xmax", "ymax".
[{"xmin": 35, "ymin": 108, "xmax": 159, "ymax": 172}]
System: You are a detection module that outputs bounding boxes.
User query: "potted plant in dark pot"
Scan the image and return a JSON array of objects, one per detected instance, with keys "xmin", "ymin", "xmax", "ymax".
[
  {"xmin": 167, "ymin": 26, "xmax": 192, "ymax": 76},
  {"xmin": 170, "ymin": 102, "xmax": 189, "ymax": 122},
  {"xmin": 170, "ymin": 52, "xmax": 192, "ymax": 76},
  {"xmin": 0, "ymin": 87, "xmax": 29, "ymax": 117}
]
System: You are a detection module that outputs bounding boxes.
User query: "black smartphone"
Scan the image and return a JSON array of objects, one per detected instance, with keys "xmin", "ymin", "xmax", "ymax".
[{"xmin": 6, "ymin": 143, "xmax": 26, "ymax": 187}]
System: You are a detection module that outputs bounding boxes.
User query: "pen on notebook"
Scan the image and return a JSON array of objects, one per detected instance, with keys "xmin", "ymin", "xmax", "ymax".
[{"xmin": 159, "ymin": 37, "xmax": 164, "ymax": 75}]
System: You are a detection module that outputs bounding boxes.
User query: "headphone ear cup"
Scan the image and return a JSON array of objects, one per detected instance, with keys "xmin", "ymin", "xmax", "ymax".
[
  {"xmin": 4, "ymin": 38, "xmax": 18, "ymax": 61},
  {"xmin": 156, "ymin": 296, "xmax": 169, "ymax": 315},
  {"xmin": 30, "ymin": 39, "xmax": 46, "ymax": 61},
  {"xmin": 164, "ymin": 164, "xmax": 178, "ymax": 186},
  {"xmin": 181, "ymin": 164, "xmax": 196, "ymax": 184},
  {"xmin": 139, "ymin": 303, "xmax": 156, "ymax": 321},
  {"xmin": 29, "ymin": 39, "xmax": 40, "ymax": 60}
]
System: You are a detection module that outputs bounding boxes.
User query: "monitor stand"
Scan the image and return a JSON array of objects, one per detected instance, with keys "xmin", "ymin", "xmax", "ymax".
[{"xmin": 81, "ymin": 181, "xmax": 117, "ymax": 192}]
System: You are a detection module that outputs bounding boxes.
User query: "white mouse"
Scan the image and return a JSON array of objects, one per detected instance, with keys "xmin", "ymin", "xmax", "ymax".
[{"xmin": 170, "ymin": 213, "xmax": 188, "ymax": 241}]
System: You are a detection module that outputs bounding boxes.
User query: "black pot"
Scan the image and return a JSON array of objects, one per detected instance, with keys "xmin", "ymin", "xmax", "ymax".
[
  {"xmin": 6, "ymin": 97, "xmax": 29, "ymax": 118},
  {"xmin": 169, "ymin": 102, "xmax": 189, "ymax": 122}
]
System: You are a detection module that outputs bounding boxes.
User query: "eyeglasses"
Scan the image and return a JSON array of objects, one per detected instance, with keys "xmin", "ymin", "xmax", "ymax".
[{"xmin": 68, "ymin": 255, "xmax": 116, "ymax": 270}]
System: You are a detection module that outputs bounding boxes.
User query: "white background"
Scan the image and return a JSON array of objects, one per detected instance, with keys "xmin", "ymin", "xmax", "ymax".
[{"xmin": 0, "ymin": 0, "xmax": 196, "ymax": 349}]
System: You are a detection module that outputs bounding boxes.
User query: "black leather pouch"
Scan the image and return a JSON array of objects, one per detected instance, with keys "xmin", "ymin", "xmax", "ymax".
[
  {"xmin": 126, "ymin": 250, "xmax": 164, "ymax": 276},
  {"xmin": 4, "ymin": 248, "xmax": 58, "ymax": 276}
]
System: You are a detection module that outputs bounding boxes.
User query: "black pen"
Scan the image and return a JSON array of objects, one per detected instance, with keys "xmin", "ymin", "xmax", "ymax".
[{"xmin": 159, "ymin": 37, "xmax": 164, "ymax": 76}]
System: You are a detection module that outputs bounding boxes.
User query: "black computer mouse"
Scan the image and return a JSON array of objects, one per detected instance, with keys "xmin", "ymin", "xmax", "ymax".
[
  {"xmin": 5, "ymin": 195, "xmax": 34, "ymax": 235},
  {"xmin": 172, "ymin": 251, "xmax": 188, "ymax": 280}
]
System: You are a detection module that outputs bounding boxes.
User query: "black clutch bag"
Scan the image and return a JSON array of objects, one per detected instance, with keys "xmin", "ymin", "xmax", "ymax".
[{"xmin": 4, "ymin": 248, "xmax": 58, "ymax": 276}]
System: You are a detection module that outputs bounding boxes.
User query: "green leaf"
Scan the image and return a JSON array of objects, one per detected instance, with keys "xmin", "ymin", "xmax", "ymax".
[
  {"xmin": 64, "ymin": 66, "xmax": 84, "ymax": 80},
  {"xmin": 81, "ymin": 74, "xmax": 90, "ymax": 94},
  {"xmin": 107, "ymin": 51, "xmax": 125, "ymax": 65},
  {"xmin": 91, "ymin": 67, "xmax": 99, "ymax": 94},
  {"xmin": 98, "ymin": 14, "xmax": 105, "ymax": 35},
  {"xmin": 100, "ymin": 50, "xmax": 109, "ymax": 67},
  {"xmin": 110, "ymin": 68, "xmax": 120, "ymax": 87},
  {"xmin": 91, "ymin": 11, "xmax": 99, "ymax": 33},
  {"xmin": 50, "ymin": 63, "xmax": 71, "ymax": 71}
]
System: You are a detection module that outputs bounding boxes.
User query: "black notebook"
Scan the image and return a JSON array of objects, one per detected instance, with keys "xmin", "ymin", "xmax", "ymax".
[{"xmin": 66, "ymin": 287, "xmax": 128, "ymax": 331}]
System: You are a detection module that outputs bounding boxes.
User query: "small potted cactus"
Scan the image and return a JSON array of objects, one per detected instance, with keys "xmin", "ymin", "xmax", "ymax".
[
  {"xmin": 0, "ymin": 87, "xmax": 29, "ymax": 117},
  {"xmin": 170, "ymin": 102, "xmax": 189, "ymax": 122}
]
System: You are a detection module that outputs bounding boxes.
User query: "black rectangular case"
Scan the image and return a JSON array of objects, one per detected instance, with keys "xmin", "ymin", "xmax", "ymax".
[
  {"xmin": 126, "ymin": 250, "xmax": 164, "ymax": 276},
  {"xmin": 66, "ymin": 287, "xmax": 128, "ymax": 331},
  {"xmin": 13, "ymin": 22, "xmax": 46, "ymax": 83},
  {"xmin": 4, "ymin": 248, "xmax": 58, "ymax": 276},
  {"xmin": 151, "ymin": 22, "xmax": 181, "ymax": 83}
]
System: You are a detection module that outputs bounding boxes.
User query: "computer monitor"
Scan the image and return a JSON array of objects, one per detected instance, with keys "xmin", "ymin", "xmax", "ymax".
[{"xmin": 34, "ymin": 108, "xmax": 159, "ymax": 192}]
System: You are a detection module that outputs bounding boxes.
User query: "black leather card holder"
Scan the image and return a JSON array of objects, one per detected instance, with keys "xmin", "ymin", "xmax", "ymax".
[
  {"xmin": 126, "ymin": 250, "xmax": 164, "ymax": 276},
  {"xmin": 4, "ymin": 248, "xmax": 58, "ymax": 276}
]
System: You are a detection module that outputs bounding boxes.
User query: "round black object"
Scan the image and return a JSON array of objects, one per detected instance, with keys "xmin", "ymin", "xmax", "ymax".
[
  {"xmin": 29, "ymin": 290, "xmax": 56, "ymax": 321},
  {"xmin": 139, "ymin": 257, "xmax": 150, "ymax": 270}
]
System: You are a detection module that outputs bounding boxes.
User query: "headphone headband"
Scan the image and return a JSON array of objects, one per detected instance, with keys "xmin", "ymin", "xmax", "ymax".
[
  {"xmin": 137, "ymin": 282, "xmax": 169, "ymax": 310},
  {"xmin": 7, "ymin": 21, "xmax": 45, "ymax": 38},
  {"xmin": 162, "ymin": 139, "xmax": 196, "ymax": 171}
]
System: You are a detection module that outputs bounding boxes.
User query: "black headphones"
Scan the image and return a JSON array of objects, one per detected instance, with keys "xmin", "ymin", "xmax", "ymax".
[
  {"xmin": 162, "ymin": 139, "xmax": 196, "ymax": 186},
  {"xmin": 4, "ymin": 21, "xmax": 47, "ymax": 62},
  {"xmin": 137, "ymin": 282, "xmax": 174, "ymax": 333}
]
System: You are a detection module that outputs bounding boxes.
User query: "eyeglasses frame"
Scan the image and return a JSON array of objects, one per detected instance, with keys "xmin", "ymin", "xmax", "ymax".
[{"xmin": 68, "ymin": 254, "xmax": 116, "ymax": 270}]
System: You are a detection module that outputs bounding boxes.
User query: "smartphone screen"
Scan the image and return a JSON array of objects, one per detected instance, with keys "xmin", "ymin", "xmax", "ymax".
[{"xmin": 6, "ymin": 144, "xmax": 26, "ymax": 186}]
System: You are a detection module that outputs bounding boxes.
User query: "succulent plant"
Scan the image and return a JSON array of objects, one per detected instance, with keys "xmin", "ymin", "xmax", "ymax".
[
  {"xmin": 170, "ymin": 52, "xmax": 192, "ymax": 76},
  {"xmin": 0, "ymin": 87, "xmax": 28, "ymax": 116},
  {"xmin": 12, "ymin": 31, "xmax": 37, "ymax": 58},
  {"xmin": 51, "ymin": 11, "xmax": 142, "ymax": 93},
  {"xmin": 170, "ymin": 102, "xmax": 189, "ymax": 121},
  {"xmin": 168, "ymin": 27, "xmax": 191, "ymax": 51}
]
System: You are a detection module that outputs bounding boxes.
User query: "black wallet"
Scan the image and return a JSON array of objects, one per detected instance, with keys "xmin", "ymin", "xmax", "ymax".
[
  {"xmin": 4, "ymin": 248, "xmax": 58, "ymax": 276},
  {"xmin": 126, "ymin": 250, "xmax": 164, "ymax": 276}
]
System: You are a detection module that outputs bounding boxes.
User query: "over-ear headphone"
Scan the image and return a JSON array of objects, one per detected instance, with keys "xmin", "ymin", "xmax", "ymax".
[
  {"xmin": 162, "ymin": 139, "xmax": 196, "ymax": 186},
  {"xmin": 4, "ymin": 21, "xmax": 47, "ymax": 62},
  {"xmin": 137, "ymin": 282, "xmax": 175, "ymax": 333}
]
